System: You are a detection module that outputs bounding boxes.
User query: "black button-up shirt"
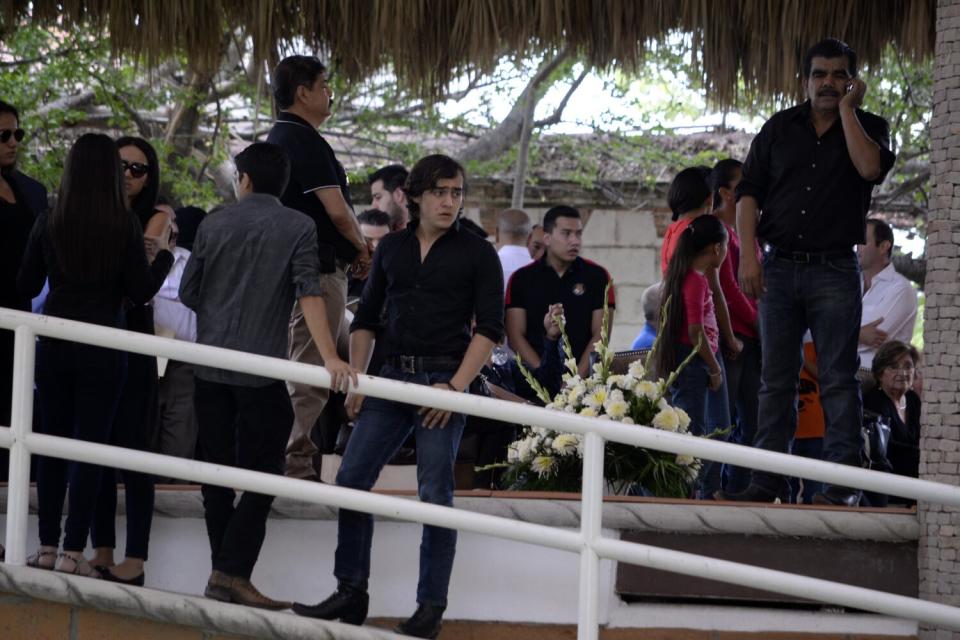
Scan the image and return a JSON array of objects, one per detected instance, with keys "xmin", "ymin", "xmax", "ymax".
[
  {"xmin": 351, "ymin": 219, "xmax": 504, "ymax": 359},
  {"xmin": 737, "ymin": 101, "xmax": 896, "ymax": 252},
  {"xmin": 266, "ymin": 111, "xmax": 358, "ymax": 265}
]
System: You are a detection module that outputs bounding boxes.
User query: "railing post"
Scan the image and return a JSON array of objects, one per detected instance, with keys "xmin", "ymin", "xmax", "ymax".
[
  {"xmin": 577, "ymin": 431, "xmax": 603, "ymax": 640},
  {"xmin": 5, "ymin": 326, "xmax": 35, "ymax": 565}
]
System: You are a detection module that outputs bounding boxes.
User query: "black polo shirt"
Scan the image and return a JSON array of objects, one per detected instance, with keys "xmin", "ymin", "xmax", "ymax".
[
  {"xmin": 505, "ymin": 256, "xmax": 614, "ymax": 360},
  {"xmin": 266, "ymin": 111, "xmax": 358, "ymax": 266},
  {"xmin": 737, "ymin": 100, "xmax": 896, "ymax": 252}
]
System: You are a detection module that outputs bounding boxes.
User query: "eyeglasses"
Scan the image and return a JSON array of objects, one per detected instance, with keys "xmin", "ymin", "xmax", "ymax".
[
  {"xmin": 0, "ymin": 128, "xmax": 25, "ymax": 144},
  {"xmin": 121, "ymin": 160, "xmax": 150, "ymax": 179},
  {"xmin": 426, "ymin": 187, "xmax": 465, "ymax": 200}
]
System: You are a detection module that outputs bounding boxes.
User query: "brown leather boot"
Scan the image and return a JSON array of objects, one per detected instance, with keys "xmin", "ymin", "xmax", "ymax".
[{"xmin": 205, "ymin": 571, "xmax": 292, "ymax": 610}]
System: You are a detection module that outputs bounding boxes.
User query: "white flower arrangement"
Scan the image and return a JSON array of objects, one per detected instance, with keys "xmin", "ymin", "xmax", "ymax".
[{"xmin": 498, "ymin": 287, "xmax": 704, "ymax": 496}]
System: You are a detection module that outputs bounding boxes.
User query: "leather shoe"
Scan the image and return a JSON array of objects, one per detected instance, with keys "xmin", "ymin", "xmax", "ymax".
[
  {"xmin": 204, "ymin": 570, "xmax": 291, "ymax": 610},
  {"xmin": 713, "ymin": 483, "xmax": 780, "ymax": 503},
  {"xmin": 812, "ymin": 486, "xmax": 861, "ymax": 507},
  {"xmin": 292, "ymin": 584, "xmax": 369, "ymax": 625},
  {"xmin": 395, "ymin": 603, "xmax": 445, "ymax": 639}
]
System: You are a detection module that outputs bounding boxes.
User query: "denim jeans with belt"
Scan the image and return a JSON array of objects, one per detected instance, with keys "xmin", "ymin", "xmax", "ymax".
[
  {"xmin": 670, "ymin": 343, "xmax": 730, "ymax": 498},
  {"xmin": 335, "ymin": 364, "xmax": 466, "ymax": 607},
  {"xmin": 751, "ymin": 249, "xmax": 863, "ymax": 495}
]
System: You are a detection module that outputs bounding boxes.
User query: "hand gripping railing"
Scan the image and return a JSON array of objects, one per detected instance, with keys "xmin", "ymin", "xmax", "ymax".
[{"xmin": 1, "ymin": 306, "xmax": 959, "ymax": 639}]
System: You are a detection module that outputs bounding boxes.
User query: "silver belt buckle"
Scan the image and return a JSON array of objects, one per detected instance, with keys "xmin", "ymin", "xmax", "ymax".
[{"xmin": 400, "ymin": 355, "xmax": 417, "ymax": 374}]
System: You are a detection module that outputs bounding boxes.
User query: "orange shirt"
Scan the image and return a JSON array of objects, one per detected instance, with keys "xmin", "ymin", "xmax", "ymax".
[{"xmin": 795, "ymin": 342, "xmax": 825, "ymax": 439}]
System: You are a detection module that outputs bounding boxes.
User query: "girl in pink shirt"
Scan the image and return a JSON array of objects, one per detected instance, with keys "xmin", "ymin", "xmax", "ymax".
[{"xmin": 656, "ymin": 214, "xmax": 730, "ymax": 498}]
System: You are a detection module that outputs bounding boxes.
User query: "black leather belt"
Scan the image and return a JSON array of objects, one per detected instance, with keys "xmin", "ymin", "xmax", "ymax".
[
  {"xmin": 767, "ymin": 246, "xmax": 854, "ymax": 264},
  {"xmin": 387, "ymin": 355, "xmax": 462, "ymax": 374}
]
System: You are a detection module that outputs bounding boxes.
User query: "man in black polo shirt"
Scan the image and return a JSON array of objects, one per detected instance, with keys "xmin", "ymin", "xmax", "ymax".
[
  {"xmin": 505, "ymin": 205, "xmax": 614, "ymax": 378},
  {"xmin": 716, "ymin": 39, "xmax": 895, "ymax": 507},
  {"xmin": 266, "ymin": 55, "xmax": 370, "ymax": 480},
  {"xmin": 293, "ymin": 154, "xmax": 503, "ymax": 639}
]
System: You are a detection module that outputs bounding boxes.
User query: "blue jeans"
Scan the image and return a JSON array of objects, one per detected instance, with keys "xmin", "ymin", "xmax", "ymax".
[
  {"xmin": 752, "ymin": 250, "xmax": 862, "ymax": 495},
  {"xmin": 722, "ymin": 334, "xmax": 762, "ymax": 493},
  {"xmin": 670, "ymin": 344, "xmax": 730, "ymax": 498},
  {"xmin": 335, "ymin": 365, "xmax": 466, "ymax": 607},
  {"xmin": 788, "ymin": 437, "xmax": 824, "ymax": 504}
]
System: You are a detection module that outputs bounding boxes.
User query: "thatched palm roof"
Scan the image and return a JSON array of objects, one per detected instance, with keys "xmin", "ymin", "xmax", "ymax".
[{"xmin": 4, "ymin": 1, "xmax": 935, "ymax": 106}]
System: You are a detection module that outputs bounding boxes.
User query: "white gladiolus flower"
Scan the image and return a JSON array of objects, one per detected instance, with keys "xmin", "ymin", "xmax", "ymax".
[
  {"xmin": 652, "ymin": 407, "xmax": 680, "ymax": 432},
  {"xmin": 606, "ymin": 374, "xmax": 624, "ymax": 389},
  {"xmin": 676, "ymin": 407, "xmax": 692, "ymax": 430},
  {"xmin": 636, "ymin": 380, "xmax": 659, "ymax": 399},
  {"xmin": 507, "ymin": 446, "xmax": 519, "ymax": 463},
  {"xmin": 531, "ymin": 455, "xmax": 556, "ymax": 477},
  {"xmin": 592, "ymin": 362, "xmax": 603, "ymax": 376},
  {"xmin": 628, "ymin": 359, "xmax": 645, "ymax": 379},
  {"xmin": 579, "ymin": 406, "xmax": 597, "ymax": 418},
  {"xmin": 657, "ymin": 397, "xmax": 671, "ymax": 411},
  {"xmin": 517, "ymin": 438, "xmax": 534, "ymax": 462},
  {"xmin": 552, "ymin": 433, "xmax": 580, "ymax": 456},
  {"xmin": 564, "ymin": 358, "xmax": 578, "ymax": 373}
]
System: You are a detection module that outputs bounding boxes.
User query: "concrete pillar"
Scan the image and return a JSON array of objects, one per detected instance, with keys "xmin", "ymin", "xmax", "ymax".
[{"xmin": 919, "ymin": 1, "xmax": 960, "ymax": 636}]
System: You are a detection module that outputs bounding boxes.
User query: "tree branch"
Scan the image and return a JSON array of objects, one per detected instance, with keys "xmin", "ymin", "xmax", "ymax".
[{"xmin": 534, "ymin": 69, "xmax": 589, "ymax": 128}]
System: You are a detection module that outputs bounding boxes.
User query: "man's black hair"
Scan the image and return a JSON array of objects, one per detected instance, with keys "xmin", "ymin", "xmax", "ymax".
[
  {"xmin": 235, "ymin": 142, "xmax": 291, "ymax": 197},
  {"xmin": 272, "ymin": 55, "xmax": 327, "ymax": 111},
  {"xmin": 358, "ymin": 208, "xmax": 391, "ymax": 227},
  {"xmin": 803, "ymin": 38, "xmax": 858, "ymax": 78},
  {"xmin": 866, "ymin": 217, "xmax": 895, "ymax": 260},
  {"xmin": 404, "ymin": 154, "xmax": 466, "ymax": 219},
  {"xmin": 542, "ymin": 205, "xmax": 580, "ymax": 233},
  {"xmin": 0, "ymin": 100, "xmax": 19, "ymax": 121},
  {"xmin": 710, "ymin": 158, "xmax": 743, "ymax": 209},
  {"xmin": 667, "ymin": 167, "xmax": 712, "ymax": 221},
  {"xmin": 369, "ymin": 164, "xmax": 408, "ymax": 192}
]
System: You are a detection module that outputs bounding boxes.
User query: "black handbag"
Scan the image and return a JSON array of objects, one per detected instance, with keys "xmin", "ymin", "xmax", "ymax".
[{"xmin": 861, "ymin": 410, "xmax": 892, "ymax": 469}]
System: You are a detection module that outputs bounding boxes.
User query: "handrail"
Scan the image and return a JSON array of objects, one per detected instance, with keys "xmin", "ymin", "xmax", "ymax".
[{"xmin": 1, "ymin": 306, "xmax": 958, "ymax": 637}]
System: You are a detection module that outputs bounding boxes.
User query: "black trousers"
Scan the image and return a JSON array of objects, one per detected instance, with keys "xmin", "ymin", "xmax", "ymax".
[{"xmin": 195, "ymin": 378, "xmax": 293, "ymax": 580}]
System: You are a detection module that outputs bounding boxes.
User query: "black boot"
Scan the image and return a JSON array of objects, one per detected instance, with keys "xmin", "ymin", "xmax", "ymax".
[
  {"xmin": 713, "ymin": 483, "xmax": 780, "ymax": 503},
  {"xmin": 292, "ymin": 583, "xmax": 369, "ymax": 625},
  {"xmin": 395, "ymin": 603, "xmax": 445, "ymax": 639},
  {"xmin": 812, "ymin": 486, "xmax": 861, "ymax": 507}
]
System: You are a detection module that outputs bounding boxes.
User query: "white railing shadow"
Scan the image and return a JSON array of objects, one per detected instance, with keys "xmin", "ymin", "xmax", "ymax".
[{"xmin": 1, "ymin": 307, "xmax": 959, "ymax": 637}]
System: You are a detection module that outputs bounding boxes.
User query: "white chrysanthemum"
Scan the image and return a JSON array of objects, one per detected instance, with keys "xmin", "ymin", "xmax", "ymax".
[
  {"xmin": 603, "ymin": 390, "xmax": 628, "ymax": 419},
  {"xmin": 636, "ymin": 380, "xmax": 659, "ymax": 400},
  {"xmin": 628, "ymin": 359, "xmax": 645, "ymax": 379},
  {"xmin": 583, "ymin": 387, "xmax": 608, "ymax": 409},
  {"xmin": 552, "ymin": 433, "xmax": 580, "ymax": 456},
  {"xmin": 531, "ymin": 455, "xmax": 556, "ymax": 477},
  {"xmin": 564, "ymin": 405, "xmax": 576, "ymax": 413},
  {"xmin": 652, "ymin": 407, "xmax": 680, "ymax": 432},
  {"xmin": 676, "ymin": 407, "xmax": 692, "ymax": 431},
  {"xmin": 606, "ymin": 374, "xmax": 624, "ymax": 389},
  {"xmin": 579, "ymin": 406, "xmax": 597, "ymax": 418},
  {"xmin": 617, "ymin": 375, "xmax": 638, "ymax": 392},
  {"xmin": 676, "ymin": 453, "xmax": 696, "ymax": 466},
  {"xmin": 517, "ymin": 438, "xmax": 534, "ymax": 462},
  {"xmin": 567, "ymin": 383, "xmax": 586, "ymax": 406}
]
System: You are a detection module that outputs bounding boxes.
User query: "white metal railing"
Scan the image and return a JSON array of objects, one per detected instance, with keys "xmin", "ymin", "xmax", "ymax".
[{"xmin": 1, "ymin": 306, "xmax": 959, "ymax": 637}]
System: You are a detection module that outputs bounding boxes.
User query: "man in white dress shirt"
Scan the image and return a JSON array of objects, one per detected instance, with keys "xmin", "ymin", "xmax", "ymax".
[
  {"xmin": 857, "ymin": 218, "xmax": 918, "ymax": 369},
  {"xmin": 496, "ymin": 208, "xmax": 533, "ymax": 292}
]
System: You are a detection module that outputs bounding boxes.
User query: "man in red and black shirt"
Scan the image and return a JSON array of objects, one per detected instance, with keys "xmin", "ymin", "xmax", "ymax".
[{"xmin": 506, "ymin": 205, "xmax": 615, "ymax": 378}]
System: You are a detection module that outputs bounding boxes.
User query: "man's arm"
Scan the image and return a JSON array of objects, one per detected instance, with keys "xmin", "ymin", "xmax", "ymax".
[
  {"xmin": 345, "ymin": 328, "xmax": 376, "ymax": 418},
  {"xmin": 315, "ymin": 188, "xmax": 370, "ymax": 266},
  {"xmin": 737, "ymin": 195, "xmax": 764, "ymax": 299},
  {"xmin": 507, "ymin": 308, "xmax": 541, "ymax": 368},
  {"xmin": 299, "ymin": 295, "xmax": 357, "ymax": 392},
  {"xmin": 839, "ymin": 79, "xmax": 883, "ymax": 181},
  {"xmin": 419, "ymin": 334, "xmax": 496, "ymax": 429}
]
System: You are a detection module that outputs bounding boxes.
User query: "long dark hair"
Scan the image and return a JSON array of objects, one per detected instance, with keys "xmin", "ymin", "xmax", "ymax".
[
  {"xmin": 117, "ymin": 135, "xmax": 160, "ymax": 226},
  {"xmin": 667, "ymin": 166, "xmax": 712, "ymax": 221},
  {"xmin": 655, "ymin": 214, "xmax": 728, "ymax": 375},
  {"xmin": 48, "ymin": 133, "xmax": 129, "ymax": 281}
]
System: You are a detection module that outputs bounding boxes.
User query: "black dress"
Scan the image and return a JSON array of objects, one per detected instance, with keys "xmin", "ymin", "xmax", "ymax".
[{"xmin": 863, "ymin": 387, "xmax": 921, "ymax": 506}]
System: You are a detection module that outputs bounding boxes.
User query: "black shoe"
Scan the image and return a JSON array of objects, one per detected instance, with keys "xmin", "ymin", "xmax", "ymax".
[
  {"xmin": 714, "ymin": 483, "xmax": 780, "ymax": 503},
  {"xmin": 292, "ymin": 584, "xmax": 369, "ymax": 625},
  {"xmin": 101, "ymin": 568, "xmax": 146, "ymax": 587},
  {"xmin": 395, "ymin": 603, "xmax": 445, "ymax": 639},
  {"xmin": 812, "ymin": 486, "xmax": 861, "ymax": 507}
]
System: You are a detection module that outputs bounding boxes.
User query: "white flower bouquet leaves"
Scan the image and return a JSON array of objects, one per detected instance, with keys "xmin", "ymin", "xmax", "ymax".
[{"xmin": 499, "ymin": 289, "xmax": 704, "ymax": 497}]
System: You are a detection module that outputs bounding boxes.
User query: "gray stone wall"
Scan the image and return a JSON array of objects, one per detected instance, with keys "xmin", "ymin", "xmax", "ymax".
[{"xmin": 920, "ymin": 1, "xmax": 960, "ymax": 636}]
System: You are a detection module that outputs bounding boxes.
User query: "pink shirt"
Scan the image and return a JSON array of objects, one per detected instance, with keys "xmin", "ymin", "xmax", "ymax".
[
  {"xmin": 718, "ymin": 222, "xmax": 759, "ymax": 338},
  {"xmin": 678, "ymin": 270, "xmax": 719, "ymax": 353},
  {"xmin": 660, "ymin": 218, "xmax": 694, "ymax": 276}
]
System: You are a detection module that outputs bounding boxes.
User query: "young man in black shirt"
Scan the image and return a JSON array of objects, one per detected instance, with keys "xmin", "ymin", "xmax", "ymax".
[
  {"xmin": 717, "ymin": 39, "xmax": 896, "ymax": 507},
  {"xmin": 506, "ymin": 205, "xmax": 615, "ymax": 379},
  {"xmin": 293, "ymin": 155, "xmax": 504, "ymax": 639},
  {"xmin": 266, "ymin": 55, "xmax": 370, "ymax": 481}
]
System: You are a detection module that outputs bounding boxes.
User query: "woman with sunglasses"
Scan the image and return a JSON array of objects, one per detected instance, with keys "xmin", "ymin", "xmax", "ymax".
[
  {"xmin": 17, "ymin": 133, "xmax": 173, "ymax": 575},
  {"xmin": 0, "ymin": 101, "xmax": 47, "ymax": 559},
  {"xmin": 88, "ymin": 136, "xmax": 172, "ymax": 585}
]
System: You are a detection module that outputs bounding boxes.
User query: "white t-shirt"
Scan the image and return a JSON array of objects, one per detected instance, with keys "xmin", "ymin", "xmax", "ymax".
[
  {"xmin": 498, "ymin": 244, "xmax": 533, "ymax": 293},
  {"xmin": 859, "ymin": 262, "xmax": 918, "ymax": 369}
]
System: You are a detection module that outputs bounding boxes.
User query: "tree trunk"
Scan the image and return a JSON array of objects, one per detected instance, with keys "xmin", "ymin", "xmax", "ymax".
[{"xmin": 511, "ymin": 89, "xmax": 536, "ymax": 208}]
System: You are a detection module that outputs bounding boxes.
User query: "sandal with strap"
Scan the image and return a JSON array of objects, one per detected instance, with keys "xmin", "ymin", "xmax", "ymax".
[
  {"xmin": 26, "ymin": 548, "xmax": 57, "ymax": 570},
  {"xmin": 54, "ymin": 552, "xmax": 101, "ymax": 578}
]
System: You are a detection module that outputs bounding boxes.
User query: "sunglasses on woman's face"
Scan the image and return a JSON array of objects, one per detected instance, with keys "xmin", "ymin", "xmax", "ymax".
[
  {"xmin": 121, "ymin": 160, "xmax": 149, "ymax": 179},
  {"xmin": 0, "ymin": 128, "xmax": 25, "ymax": 144}
]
